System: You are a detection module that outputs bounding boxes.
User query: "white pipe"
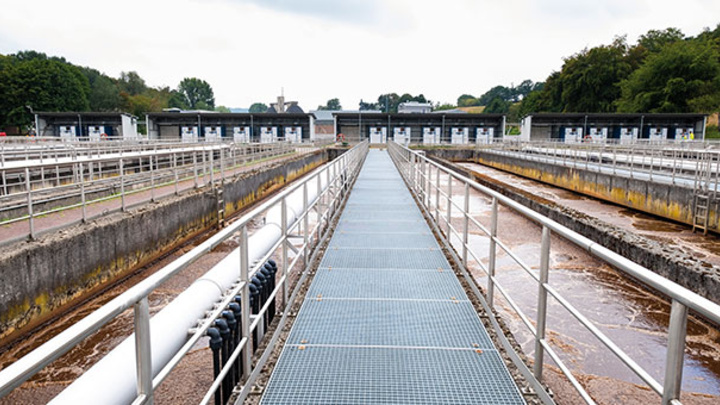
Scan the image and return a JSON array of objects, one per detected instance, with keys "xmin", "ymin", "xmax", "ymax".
[{"xmin": 50, "ymin": 164, "xmax": 332, "ymax": 404}]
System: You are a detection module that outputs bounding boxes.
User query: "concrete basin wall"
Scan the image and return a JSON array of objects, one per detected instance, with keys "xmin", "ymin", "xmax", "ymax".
[{"xmin": 425, "ymin": 150, "xmax": 720, "ymax": 306}]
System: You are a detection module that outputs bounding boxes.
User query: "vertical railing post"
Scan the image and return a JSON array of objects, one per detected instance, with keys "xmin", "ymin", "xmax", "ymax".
[
  {"xmin": 120, "ymin": 158, "xmax": 126, "ymax": 212},
  {"xmin": 533, "ymin": 226, "xmax": 552, "ymax": 382},
  {"xmin": 425, "ymin": 157, "xmax": 431, "ymax": 207},
  {"xmin": 79, "ymin": 163, "xmax": 87, "ymax": 222},
  {"xmin": 445, "ymin": 172, "xmax": 452, "ymax": 238},
  {"xmin": 239, "ymin": 225, "xmax": 251, "ymax": 380},
  {"xmin": 281, "ymin": 198, "xmax": 289, "ymax": 310},
  {"xmin": 26, "ymin": 167, "xmax": 35, "ymax": 240},
  {"xmin": 149, "ymin": 155, "xmax": 155, "ymax": 203},
  {"xmin": 462, "ymin": 182, "xmax": 470, "ymax": 266},
  {"xmin": 303, "ymin": 182, "xmax": 309, "ymax": 271},
  {"xmin": 133, "ymin": 297, "xmax": 153, "ymax": 405},
  {"xmin": 209, "ymin": 147, "xmax": 215, "ymax": 188},
  {"xmin": 487, "ymin": 197, "xmax": 498, "ymax": 307},
  {"xmin": 435, "ymin": 165, "xmax": 440, "ymax": 222},
  {"xmin": 662, "ymin": 300, "xmax": 688, "ymax": 405},
  {"xmin": 173, "ymin": 153, "xmax": 179, "ymax": 195},
  {"xmin": 193, "ymin": 150, "xmax": 199, "ymax": 188}
]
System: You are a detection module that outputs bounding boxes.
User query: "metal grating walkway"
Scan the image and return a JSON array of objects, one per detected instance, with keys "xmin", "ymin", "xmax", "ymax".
[{"xmin": 260, "ymin": 150, "xmax": 526, "ymax": 404}]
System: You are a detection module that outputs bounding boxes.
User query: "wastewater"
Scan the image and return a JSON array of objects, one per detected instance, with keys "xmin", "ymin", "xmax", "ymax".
[{"xmin": 446, "ymin": 162, "xmax": 720, "ymax": 403}]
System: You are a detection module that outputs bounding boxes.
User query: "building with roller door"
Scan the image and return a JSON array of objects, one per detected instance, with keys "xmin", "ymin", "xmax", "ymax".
[
  {"xmin": 333, "ymin": 112, "xmax": 505, "ymax": 145},
  {"xmin": 35, "ymin": 112, "xmax": 139, "ymax": 140},
  {"xmin": 520, "ymin": 113, "xmax": 708, "ymax": 143},
  {"xmin": 146, "ymin": 112, "xmax": 315, "ymax": 143}
]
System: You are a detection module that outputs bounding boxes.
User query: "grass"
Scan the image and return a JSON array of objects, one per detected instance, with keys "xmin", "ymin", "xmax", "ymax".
[{"xmin": 705, "ymin": 125, "xmax": 720, "ymax": 139}]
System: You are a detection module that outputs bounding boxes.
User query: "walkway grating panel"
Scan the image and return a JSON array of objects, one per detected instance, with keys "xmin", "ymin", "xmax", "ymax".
[
  {"xmin": 261, "ymin": 347, "xmax": 523, "ymax": 405},
  {"xmin": 261, "ymin": 150, "xmax": 525, "ymax": 405},
  {"xmin": 327, "ymin": 233, "xmax": 436, "ymax": 248},
  {"xmin": 308, "ymin": 268, "xmax": 465, "ymax": 299},
  {"xmin": 335, "ymin": 220, "xmax": 429, "ymax": 233},
  {"xmin": 341, "ymin": 209, "xmax": 423, "ymax": 221},
  {"xmin": 320, "ymin": 248, "xmax": 451, "ymax": 269},
  {"xmin": 287, "ymin": 299, "xmax": 494, "ymax": 348}
]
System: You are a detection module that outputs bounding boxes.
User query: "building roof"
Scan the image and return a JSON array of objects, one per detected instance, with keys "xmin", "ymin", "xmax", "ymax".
[
  {"xmin": 147, "ymin": 112, "xmax": 314, "ymax": 120},
  {"xmin": 286, "ymin": 104, "xmax": 305, "ymax": 114},
  {"xmin": 333, "ymin": 112, "xmax": 504, "ymax": 120},
  {"xmin": 36, "ymin": 111, "xmax": 137, "ymax": 119},
  {"xmin": 526, "ymin": 113, "xmax": 707, "ymax": 121}
]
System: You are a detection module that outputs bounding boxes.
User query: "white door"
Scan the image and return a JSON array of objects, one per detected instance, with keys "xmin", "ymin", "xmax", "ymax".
[
  {"xmin": 233, "ymin": 127, "xmax": 250, "ymax": 143},
  {"xmin": 451, "ymin": 128, "xmax": 468, "ymax": 144},
  {"xmin": 285, "ymin": 127, "xmax": 302, "ymax": 143}
]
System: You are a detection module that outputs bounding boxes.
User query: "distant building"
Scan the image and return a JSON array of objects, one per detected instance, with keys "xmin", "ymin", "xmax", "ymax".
[
  {"xmin": 35, "ymin": 112, "xmax": 138, "ymax": 140},
  {"xmin": 268, "ymin": 94, "xmax": 304, "ymax": 114},
  {"xmin": 398, "ymin": 101, "xmax": 433, "ymax": 114},
  {"xmin": 334, "ymin": 112, "xmax": 505, "ymax": 145},
  {"xmin": 146, "ymin": 111, "xmax": 315, "ymax": 143},
  {"xmin": 520, "ymin": 113, "xmax": 707, "ymax": 143}
]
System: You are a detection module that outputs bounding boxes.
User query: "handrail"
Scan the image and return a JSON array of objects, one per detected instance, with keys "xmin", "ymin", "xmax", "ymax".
[
  {"xmin": 388, "ymin": 141, "xmax": 720, "ymax": 405},
  {"xmin": 0, "ymin": 142, "xmax": 297, "ymax": 244},
  {"xmin": 0, "ymin": 141, "xmax": 369, "ymax": 403}
]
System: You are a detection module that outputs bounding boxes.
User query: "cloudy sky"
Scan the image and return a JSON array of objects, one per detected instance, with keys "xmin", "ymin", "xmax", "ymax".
[{"xmin": 1, "ymin": 0, "xmax": 719, "ymax": 110}]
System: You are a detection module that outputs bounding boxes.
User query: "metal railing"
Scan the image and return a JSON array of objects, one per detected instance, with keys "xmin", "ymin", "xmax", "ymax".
[
  {"xmin": 388, "ymin": 141, "xmax": 720, "ymax": 405},
  {"xmin": 0, "ymin": 141, "xmax": 369, "ymax": 404},
  {"xmin": 0, "ymin": 142, "xmax": 296, "ymax": 245},
  {"xmin": 480, "ymin": 140, "xmax": 720, "ymax": 188}
]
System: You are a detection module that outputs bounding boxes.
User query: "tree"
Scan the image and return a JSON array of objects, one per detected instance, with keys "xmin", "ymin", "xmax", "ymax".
[
  {"xmin": 0, "ymin": 55, "xmax": 90, "ymax": 128},
  {"xmin": 558, "ymin": 38, "xmax": 633, "ymax": 112},
  {"xmin": 317, "ymin": 98, "xmax": 342, "ymax": 110},
  {"xmin": 249, "ymin": 102, "xmax": 268, "ymax": 113},
  {"xmin": 478, "ymin": 86, "xmax": 512, "ymax": 105},
  {"xmin": 377, "ymin": 93, "xmax": 399, "ymax": 113},
  {"xmin": 638, "ymin": 28, "xmax": 685, "ymax": 54},
  {"xmin": 168, "ymin": 90, "xmax": 188, "ymax": 110},
  {"xmin": 617, "ymin": 39, "xmax": 720, "ymax": 113},
  {"xmin": 176, "ymin": 77, "xmax": 215, "ymax": 110},
  {"xmin": 215, "ymin": 105, "xmax": 231, "ymax": 113},
  {"xmin": 457, "ymin": 94, "xmax": 480, "ymax": 107},
  {"xmin": 81, "ymin": 67, "xmax": 121, "ymax": 112},
  {"xmin": 118, "ymin": 71, "xmax": 147, "ymax": 96},
  {"xmin": 359, "ymin": 99, "xmax": 378, "ymax": 111},
  {"xmin": 433, "ymin": 103, "xmax": 457, "ymax": 111},
  {"xmin": 484, "ymin": 97, "xmax": 510, "ymax": 114}
]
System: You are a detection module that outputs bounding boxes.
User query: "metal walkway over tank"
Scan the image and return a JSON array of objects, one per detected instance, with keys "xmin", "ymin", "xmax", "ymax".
[{"xmin": 260, "ymin": 150, "xmax": 526, "ymax": 404}]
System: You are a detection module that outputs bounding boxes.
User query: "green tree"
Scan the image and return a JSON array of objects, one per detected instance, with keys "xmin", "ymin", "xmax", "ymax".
[
  {"xmin": 318, "ymin": 98, "xmax": 342, "ymax": 110},
  {"xmin": 558, "ymin": 39, "xmax": 633, "ymax": 112},
  {"xmin": 617, "ymin": 39, "xmax": 720, "ymax": 113},
  {"xmin": 215, "ymin": 105, "xmax": 231, "ymax": 113},
  {"xmin": 81, "ymin": 67, "xmax": 121, "ymax": 111},
  {"xmin": 359, "ymin": 99, "xmax": 378, "ymax": 111},
  {"xmin": 0, "ymin": 55, "xmax": 90, "ymax": 127},
  {"xmin": 637, "ymin": 28, "xmax": 685, "ymax": 54},
  {"xmin": 249, "ymin": 102, "xmax": 268, "ymax": 113},
  {"xmin": 176, "ymin": 77, "xmax": 215, "ymax": 110},
  {"xmin": 433, "ymin": 103, "xmax": 457, "ymax": 111},
  {"xmin": 118, "ymin": 71, "xmax": 147, "ymax": 96},
  {"xmin": 483, "ymin": 97, "xmax": 510, "ymax": 114},
  {"xmin": 457, "ymin": 94, "xmax": 480, "ymax": 107},
  {"xmin": 168, "ymin": 90, "xmax": 188, "ymax": 109}
]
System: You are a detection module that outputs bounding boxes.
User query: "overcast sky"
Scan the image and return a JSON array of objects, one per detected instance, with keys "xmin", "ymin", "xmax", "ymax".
[{"xmin": 1, "ymin": 0, "xmax": 719, "ymax": 111}]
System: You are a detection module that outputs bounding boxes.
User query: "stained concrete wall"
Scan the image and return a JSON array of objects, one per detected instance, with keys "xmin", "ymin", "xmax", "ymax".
[
  {"xmin": 425, "ymin": 150, "xmax": 720, "ymax": 306},
  {"xmin": 425, "ymin": 148, "xmax": 715, "ymax": 230},
  {"xmin": 0, "ymin": 149, "xmax": 337, "ymax": 341}
]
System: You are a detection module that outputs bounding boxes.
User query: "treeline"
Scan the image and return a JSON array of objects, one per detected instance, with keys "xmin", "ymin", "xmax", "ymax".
[
  {"xmin": 0, "ymin": 51, "xmax": 219, "ymax": 129},
  {"xmin": 359, "ymin": 93, "xmax": 430, "ymax": 113},
  {"xmin": 433, "ymin": 25, "xmax": 720, "ymax": 125},
  {"xmin": 520, "ymin": 25, "xmax": 720, "ymax": 117}
]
